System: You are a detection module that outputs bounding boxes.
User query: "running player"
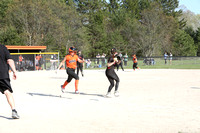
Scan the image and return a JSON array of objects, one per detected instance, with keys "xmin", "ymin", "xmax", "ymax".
[
  {"xmin": 105, "ymin": 48, "xmax": 121, "ymax": 97},
  {"xmin": 77, "ymin": 50, "xmax": 84, "ymax": 77},
  {"xmin": 132, "ymin": 54, "xmax": 139, "ymax": 71},
  {"xmin": 57, "ymin": 46, "xmax": 84, "ymax": 94}
]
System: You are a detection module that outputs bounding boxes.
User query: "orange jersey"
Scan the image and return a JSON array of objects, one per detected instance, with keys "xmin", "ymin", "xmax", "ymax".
[
  {"xmin": 65, "ymin": 54, "xmax": 78, "ymax": 69},
  {"xmin": 19, "ymin": 56, "xmax": 23, "ymax": 62},
  {"xmin": 36, "ymin": 55, "xmax": 42, "ymax": 60},
  {"xmin": 133, "ymin": 57, "xmax": 137, "ymax": 63}
]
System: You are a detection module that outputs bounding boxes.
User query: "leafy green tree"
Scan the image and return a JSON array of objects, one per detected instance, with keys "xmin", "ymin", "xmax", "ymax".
[
  {"xmin": 127, "ymin": 2, "xmax": 177, "ymax": 57},
  {"xmin": 194, "ymin": 27, "xmax": 200, "ymax": 55},
  {"xmin": 0, "ymin": 0, "xmax": 13, "ymax": 24},
  {"xmin": 172, "ymin": 29, "xmax": 196, "ymax": 56},
  {"xmin": 0, "ymin": 25, "xmax": 24, "ymax": 45}
]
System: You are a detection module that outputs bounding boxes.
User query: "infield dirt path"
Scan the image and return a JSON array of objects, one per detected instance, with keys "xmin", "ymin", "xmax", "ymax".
[{"xmin": 0, "ymin": 69, "xmax": 200, "ymax": 133}]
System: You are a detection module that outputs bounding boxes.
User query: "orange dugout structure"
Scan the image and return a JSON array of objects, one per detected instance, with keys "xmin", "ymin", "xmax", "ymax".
[{"xmin": 6, "ymin": 45, "xmax": 59, "ymax": 71}]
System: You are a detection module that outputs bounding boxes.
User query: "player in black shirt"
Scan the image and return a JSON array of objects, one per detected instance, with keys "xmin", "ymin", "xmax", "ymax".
[
  {"xmin": 105, "ymin": 48, "xmax": 121, "ymax": 97},
  {"xmin": 77, "ymin": 50, "xmax": 84, "ymax": 77},
  {"xmin": 0, "ymin": 44, "xmax": 19, "ymax": 119}
]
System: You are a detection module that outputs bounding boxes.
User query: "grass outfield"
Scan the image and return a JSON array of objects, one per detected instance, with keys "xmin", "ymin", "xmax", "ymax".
[
  {"xmin": 133, "ymin": 59, "xmax": 200, "ymax": 69},
  {"xmin": 86, "ymin": 58, "xmax": 200, "ymax": 69}
]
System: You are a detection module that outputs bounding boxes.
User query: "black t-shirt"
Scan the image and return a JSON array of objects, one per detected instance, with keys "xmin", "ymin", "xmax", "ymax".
[
  {"xmin": 77, "ymin": 54, "xmax": 84, "ymax": 65},
  {"xmin": 0, "ymin": 44, "xmax": 11, "ymax": 79}
]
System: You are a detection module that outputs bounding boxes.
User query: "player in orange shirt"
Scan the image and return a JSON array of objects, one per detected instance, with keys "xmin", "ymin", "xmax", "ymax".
[
  {"xmin": 57, "ymin": 46, "xmax": 84, "ymax": 94},
  {"xmin": 132, "ymin": 54, "xmax": 139, "ymax": 71}
]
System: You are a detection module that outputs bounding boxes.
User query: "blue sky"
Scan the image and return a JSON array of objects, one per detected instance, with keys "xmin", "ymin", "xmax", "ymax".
[
  {"xmin": 178, "ymin": 0, "xmax": 200, "ymax": 14},
  {"xmin": 105, "ymin": 0, "xmax": 200, "ymax": 14}
]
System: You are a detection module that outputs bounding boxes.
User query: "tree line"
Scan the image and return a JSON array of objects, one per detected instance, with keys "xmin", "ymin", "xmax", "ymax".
[{"xmin": 0, "ymin": 0, "xmax": 200, "ymax": 58}]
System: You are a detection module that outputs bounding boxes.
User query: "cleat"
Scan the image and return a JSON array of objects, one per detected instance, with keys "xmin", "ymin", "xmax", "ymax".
[
  {"xmin": 12, "ymin": 110, "xmax": 20, "ymax": 119},
  {"xmin": 114, "ymin": 91, "xmax": 120, "ymax": 97},
  {"xmin": 105, "ymin": 92, "xmax": 112, "ymax": 98},
  {"xmin": 75, "ymin": 90, "xmax": 80, "ymax": 94},
  {"xmin": 61, "ymin": 85, "xmax": 65, "ymax": 93}
]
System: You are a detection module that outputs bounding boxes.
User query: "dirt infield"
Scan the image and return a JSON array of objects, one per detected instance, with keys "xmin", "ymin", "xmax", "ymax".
[{"xmin": 0, "ymin": 69, "xmax": 200, "ymax": 133}]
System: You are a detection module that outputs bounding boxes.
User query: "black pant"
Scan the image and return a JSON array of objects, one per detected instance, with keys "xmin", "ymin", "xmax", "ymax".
[
  {"xmin": 124, "ymin": 61, "xmax": 127, "ymax": 66},
  {"xmin": 105, "ymin": 69, "xmax": 120, "ymax": 93},
  {"xmin": 77, "ymin": 63, "xmax": 83, "ymax": 76},
  {"xmin": 66, "ymin": 68, "xmax": 79, "ymax": 83},
  {"xmin": 117, "ymin": 62, "xmax": 124, "ymax": 71},
  {"xmin": 133, "ymin": 63, "xmax": 138, "ymax": 70}
]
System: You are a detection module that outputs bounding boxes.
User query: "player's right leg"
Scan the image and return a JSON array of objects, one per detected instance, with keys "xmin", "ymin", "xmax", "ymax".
[
  {"xmin": 61, "ymin": 68, "xmax": 73, "ymax": 92},
  {"xmin": 105, "ymin": 71, "xmax": 115, "ymax": 97},
  {"xmin": 67, "ymin": 68, "xmax": 80, "ymax": 93},
  {"xmin": 4, "ymin": 90, "xmax": 20, "ymax": 119}
]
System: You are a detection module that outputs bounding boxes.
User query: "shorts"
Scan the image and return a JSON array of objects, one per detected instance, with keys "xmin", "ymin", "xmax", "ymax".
[{"xmin": 0, "ymin": 78, "xmax": 13, "ymax": 94}]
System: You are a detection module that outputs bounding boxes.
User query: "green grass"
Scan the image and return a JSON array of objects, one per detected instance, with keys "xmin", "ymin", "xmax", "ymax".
[
  {"xmin": 124, "ymin": 58, "xmax": 200, "ymax": 69},
  {"xmin": 85, "ymin": 58, "xmax": 200, "ymax": 69}
]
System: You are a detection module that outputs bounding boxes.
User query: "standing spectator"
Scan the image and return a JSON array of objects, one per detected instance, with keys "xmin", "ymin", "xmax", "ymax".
[
  {"xmin": 164, "ymin": 52, "xmax": 168, "ymax": 64},
  {"xmin": 86, "ymin": 59, "xmax": 91, "ymax": 68},
  {"xmin": 169, "ymin": 52, "xmax": 173, "ymax": 65},
  {"xmin": 96, "ymin": 53, "xmax": 100, "ymax": 65},
  {"xmin": 101, "ymin": 53, "xmax": 106, "ymax": 67},
  {"xmin": 77, "ymin": 50, "xmax": 84, "ymax": 77},
  {"xmin": 123, "ymin": 53, "xmax": 128, "ymax": 66},
  {"xmin": 51, "ymin": 54, "xmax": 58, "ymax": 70},
  {"xmin": 0, "ymin": 44, "xmax": 20, "ymax": 119}
]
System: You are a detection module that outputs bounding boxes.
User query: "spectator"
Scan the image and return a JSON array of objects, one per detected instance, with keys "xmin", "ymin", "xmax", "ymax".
[
  {"xmin": 101, "ymin": 53, "xmax": 106, "ymax": 67},
  {"xmin": 123, "ymin": 53, "xmax": 128, "ymax": 66},
  {"xmin": 169, "ymin": 52, "xmax": 173, "ymax": 65},
  {"xmin": 164, "ymin": 52, "xmax": 168, "ymax": 64},
  {"xmin": 86, "ymin": 59, "xmax": 91, "ymax": 68},
  {"xmin": 96, "ymin": 53, "xmax": 100, "ymax": 64}
]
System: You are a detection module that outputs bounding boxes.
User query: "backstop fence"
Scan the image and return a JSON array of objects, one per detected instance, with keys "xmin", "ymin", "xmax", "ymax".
[{"xmin": 10, "ymin": 52, "xmax": 59, "ymax": 71}]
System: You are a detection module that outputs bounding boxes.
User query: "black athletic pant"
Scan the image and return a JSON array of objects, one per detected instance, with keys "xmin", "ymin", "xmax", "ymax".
[
  {"xmin": 77, "ymin": 63, "xmax": 83, "ymax": 76},
  {"xmin": 117, "ymin": 62, "xmax": 124, "ymax": 71},
  {"xmin": 105, "ymin": 69, "xmax": 120, "ymax": 92},
  {"xmin": 133, "ymin": 63, "xmax": 138, "ymax": 70},
  {"xmin": 66, "ymin": 68, "xmax": 79, "ymax": 83}
]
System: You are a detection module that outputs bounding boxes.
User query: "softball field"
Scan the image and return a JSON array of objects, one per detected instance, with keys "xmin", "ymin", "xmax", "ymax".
[{"xmin": 0, "ymin": 69, "xmax": 200, "ymax": 133}]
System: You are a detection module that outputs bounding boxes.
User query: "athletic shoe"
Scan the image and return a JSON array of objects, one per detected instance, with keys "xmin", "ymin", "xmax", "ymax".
[
  {"xmin": 12, "ymin": 110, "xmax": 20, "ymax": 119},
  {"xmin": 82, "ymin": 73, "xmax": 84, "ymax": 77},
  {"xmin": 75, "ymin": 90, "xmax": 80, "ymax": 94},
  {"xmin": 114, "ymin": 91, "xmax": 120, "ymax": 97},
  {"xmin": 105, "ymin": 92, "xmax": 112, "ymax": 98},
  {"xmin": 61, "ymin": 85, "xmax": 65, "ymax": 93}
]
